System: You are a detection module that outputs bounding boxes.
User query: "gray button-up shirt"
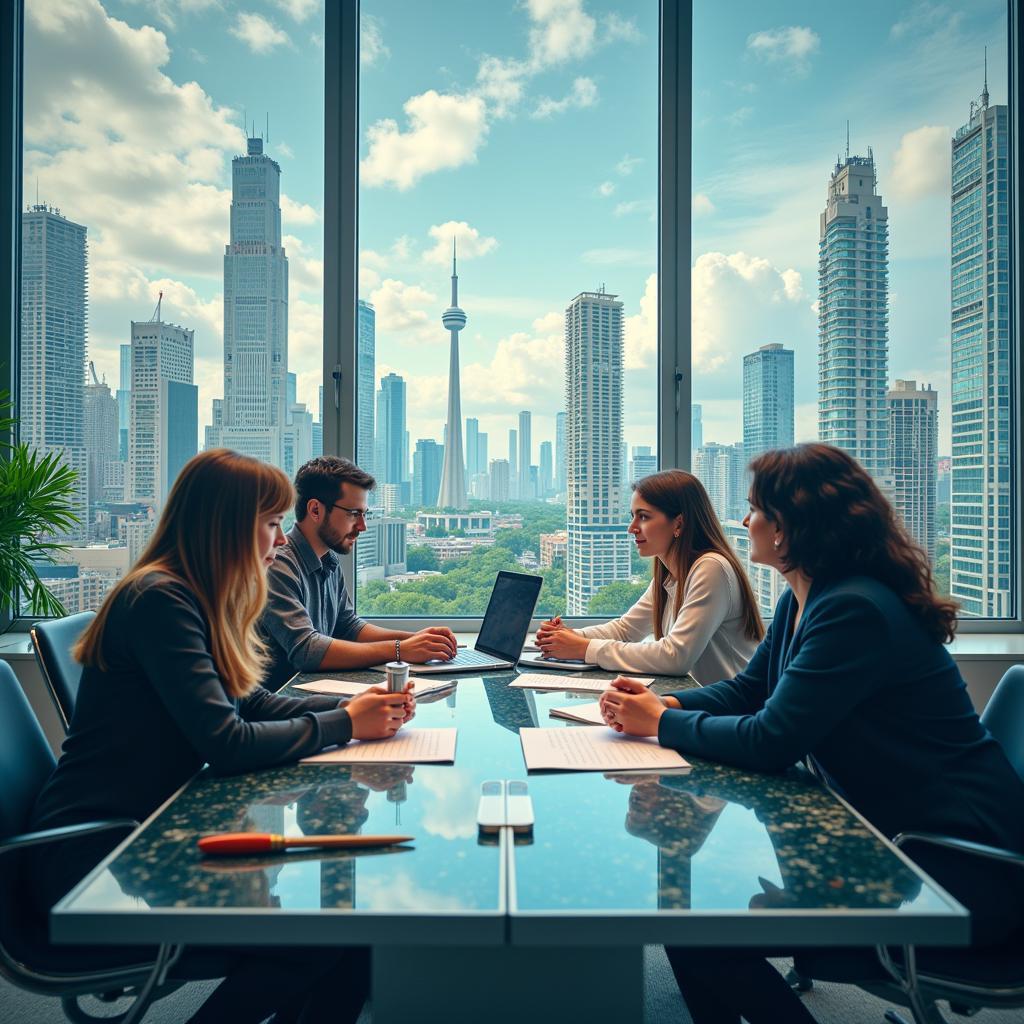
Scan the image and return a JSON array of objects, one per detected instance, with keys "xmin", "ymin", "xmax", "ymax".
[{"xmin": 261, "ymin": 525, "xmax": 367, "ymax": 690}]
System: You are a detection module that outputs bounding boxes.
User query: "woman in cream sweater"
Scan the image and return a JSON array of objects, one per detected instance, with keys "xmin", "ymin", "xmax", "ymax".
[{"xmin": 536, "ymin": 469, "xmax": 763, "ymax": 681}]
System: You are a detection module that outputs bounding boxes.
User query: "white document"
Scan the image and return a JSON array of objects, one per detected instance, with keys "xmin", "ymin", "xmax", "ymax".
[
  {"xmin": 509, "ymin": 673, "xmax": 654, "ymax": 694},
  {"xmin": 519, "ymin": 727, "xmax": 689, "ymax": 772},
  {"xmin": 549, "ymin": 701, "xmax": 606, "ymax": 725},
  {"xmin": 301, "ymin": 728, "xmax": 457, "ymax": 765},
  {"xmin": 295, "ymin": 678, "xmax": 455, "ymax": 699}
]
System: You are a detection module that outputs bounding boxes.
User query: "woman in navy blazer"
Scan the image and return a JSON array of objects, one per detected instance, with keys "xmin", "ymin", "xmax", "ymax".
[{"xmin": 601, "ymin": 443, "xmax": 1024, "ymax": 1024}]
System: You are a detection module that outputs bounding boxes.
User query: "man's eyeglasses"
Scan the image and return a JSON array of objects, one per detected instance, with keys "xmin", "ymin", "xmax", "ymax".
[{"xmin": 329, "ymin": 503, "xmax": 369, "ymax": 522}]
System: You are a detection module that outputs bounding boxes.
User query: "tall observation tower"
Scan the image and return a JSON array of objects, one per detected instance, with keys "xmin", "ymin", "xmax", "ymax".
[{"xmin": 436, "ymin": 241, "xmax": 468, "ymax": 508}]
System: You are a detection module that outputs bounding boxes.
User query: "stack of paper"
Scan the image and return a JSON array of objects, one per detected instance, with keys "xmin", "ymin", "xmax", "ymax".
[
  {"xmin": 549, "ymin": 701, "xmax": 606, "ymax": 725},
  {"xmin": 295, "ymin": 677, "xmax": 456, "ymax": 700},
  {"xmin": 519, "ymin": 727, "xmax": 689, "ymax": 773},
  {"xmin": 509, "ymin": 673, "xmax": 654, "ymax": 694},
  {"xmin": 301, "ymin": 728, "xmax": 458, "ymax": 765}
]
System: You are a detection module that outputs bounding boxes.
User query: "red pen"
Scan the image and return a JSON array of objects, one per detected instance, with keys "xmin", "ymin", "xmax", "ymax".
[{"xmin": 198, "ymin": 832, "xmax": 414, "ymax": 856}]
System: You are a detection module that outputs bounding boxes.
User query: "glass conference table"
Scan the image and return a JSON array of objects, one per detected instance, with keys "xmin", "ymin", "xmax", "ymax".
[{"xmin": 52, "ymin": 667, "xmax": 969, "ymax": 1023}]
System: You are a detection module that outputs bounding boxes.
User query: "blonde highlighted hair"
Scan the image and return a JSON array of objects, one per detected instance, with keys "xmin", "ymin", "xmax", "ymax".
[
  {"xmin": 75, "ymin": 449, "xmax": 294, "ymax": 698},
  {"xmin": 633, "ymin": 469, "xmax": 764, "ymax": 644}
]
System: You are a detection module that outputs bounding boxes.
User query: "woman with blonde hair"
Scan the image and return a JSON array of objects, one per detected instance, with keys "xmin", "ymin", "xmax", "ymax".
[
  {"xmin": 537, "ymin": 469, "xmax": 763, "ymax": 681},
  {"xmin": 29, "ymin": 449, "xmax": 407, "ymax": 1023}
]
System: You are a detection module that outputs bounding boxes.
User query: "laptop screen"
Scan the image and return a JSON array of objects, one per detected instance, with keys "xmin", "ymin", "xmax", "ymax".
[{"xmin": 475, "ymin": 571, "xmax": 543, "ymax": 661}]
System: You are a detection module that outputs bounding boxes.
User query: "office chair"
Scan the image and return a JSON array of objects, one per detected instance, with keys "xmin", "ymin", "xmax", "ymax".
[
  {"xmin": 868, "ymin": 664, "xmax": 1024, "ymax": 1024},
  {"xmin": 0, "ymin": 661, "xmax": 182, "ymax": 1024},
  {"xmin": 31, "ymin": 611, "xmax": 95, "ymax": 732}
]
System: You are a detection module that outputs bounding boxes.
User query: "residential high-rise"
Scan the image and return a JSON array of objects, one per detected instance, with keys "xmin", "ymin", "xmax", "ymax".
[
  {"xmin": 694, "ymin": 442, "xmax": 745, "ymax": 524},
  {"xmin": 555, "ymin": 411, "xmax": 566, "ymax": 494},
  {"xmin": 436, "ymin": 243, "xmax": 468, "ymax": 509},
  {"xmin": 129, "ymin": 309, "xmax": 197, "ymax": 508},
  {"xmin": 743, "ymin": 343, "xmax": 794, "ymax": 461},
  {"xmin": 539, "ymin": 441, "xmax": 553, "ymax": 497},
  {"xmin": 950, "ymin": 84, "xmax": 1011, "ymax": 616},
  {"xmin": 691, "ymin": 404, "xmax": 703, "ymax": 451},
  {"xmin": 83, "ymin": 367, "xmax": 118, "ymax": 510},
  {"xmin": 117, "ymin": 343, "xmax": 131, "ymax": 460},
  {"xmin": 565, "ymin": 289, "xmax": 631, "ymax": 614},
  {"xmin": 357, "ymin": 299, "xmax": 375, "ymax": 475},
  {"xmin": 489, "ymin": 458, "xmax": 511, "ymax": 503},
  {"xmin": 20, "ymin": 204, "xmax": 89, "ymax": 541},
  {"xmin": 413, "ymin": 439, "xmax": 444, "ymax": 509},
  {"xmin": 374, "ymin": 372, "xmax": 406, "ymax": 492},
  {"xmin": 507, "ymin": 428, "xmax": 518, "ymax": 497},
  {"xmin": 206, "ymin": 135, "xmax": 289, "ymax": 465},
  {"xmin": 818, "ymin": 148, "xmax": 890, "ymax": 481},
  {"xmin": 517, "ymin": 410, "xmax": 532, "ymax": 499},
  {"xmin": 888, "ymin": 379, "xmax": 938, "ymax": 560},
  {"xmin": 283, "ymin": 372, "xmax": 313, "ymax": 479}
]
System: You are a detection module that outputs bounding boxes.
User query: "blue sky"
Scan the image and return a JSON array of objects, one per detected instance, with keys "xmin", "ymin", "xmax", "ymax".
[{"xmin": 23, "ymin": 0, "xmax": 1007, "ymax": 458}]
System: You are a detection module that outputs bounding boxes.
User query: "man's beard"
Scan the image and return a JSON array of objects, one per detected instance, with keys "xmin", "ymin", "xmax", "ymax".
[{"xmin": 317, "ymin": 520, "xmax": 356, "ymax": 555}]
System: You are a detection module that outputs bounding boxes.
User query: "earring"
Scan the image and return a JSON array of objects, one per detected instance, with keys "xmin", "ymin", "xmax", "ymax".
[{"xmin": 773, "ymin": 538, "xmax": 782, "ymax": 549}]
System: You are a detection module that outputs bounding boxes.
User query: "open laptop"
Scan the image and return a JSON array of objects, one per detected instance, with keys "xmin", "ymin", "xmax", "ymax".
[{"xmin": 373, "ymin": 570, "xmax": 543, "ymax": 675}]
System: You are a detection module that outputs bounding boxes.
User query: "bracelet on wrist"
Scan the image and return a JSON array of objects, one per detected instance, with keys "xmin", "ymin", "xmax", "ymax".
[{"xmin": 395, "ymin": 638, "xmax": 401, "ymax": 662}]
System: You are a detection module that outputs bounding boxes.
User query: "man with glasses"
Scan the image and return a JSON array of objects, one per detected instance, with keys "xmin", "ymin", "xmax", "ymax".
[{"xmin": 260, "ymin": 456, "xmax": 458, "ymax": 691}]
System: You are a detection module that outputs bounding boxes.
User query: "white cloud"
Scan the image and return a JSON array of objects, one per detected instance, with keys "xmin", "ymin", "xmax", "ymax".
[
  {"xmin": 595, "ymin": 180, "xmax": 616, "ymax": 197},
  {"xmin": 423, "ymin": 221, "xmax": 498, "ymax": 266},
  {"xmin": 890, "ymin": 2, "xmax": 963, "ymax": 41},
  {"xmin": 230, "ymin": 12, "xmax": 290, "ymax": 54},
  {"xmin": 273, "ymin": 0, "xmax": 319, "ymax": 23},
  {"xmin": 526, "ymin": 0, "xmax": 597, "ymax": 68},
  {"xmin": 280, "ymin": 193, "xmax": 319, "ymax": 225},
  {"xmin": 614, "ymin": 198, "xmax": 655, "ymax": 220},
  {"xmin": 582, "ymin": 248, "xmax": 653, "ymax": 266},
  {"xmin": 727, "ymin": 106, "xmax": 754, "ymax": 127},
  {"xmin": 603, "ymin": 12, "xmax": 642, "ymax": 44},
  {"xmin": 532, "ymin": 76, "xmax": 598, "ymax": 119},
  {"xmin": 692, "ymin": 193, "xmax": 715, "ymax": 217},
  {"xmin": 369, "ymin": 278, "xmax": 437, "ymax": 333},
  {"xmin": 616, "ymin": 154, "xmax": 643, "ymax": 176},
  {"xmin": 692, "ymin": 252, "xmax": 805, "ymax": 374},
  {"xmin": 360, "ymin": 12, "xmax": 389, "ymax": 66},
  {"xmin": 475, "ymin": 56, "xmax": 530, "ymax": 119},
  {"xmin": 889, "ymin": 124, "xmax": 951, "ymax": 201},
  {"xmin": 624, "ymin": 272, "xmax": 657, "ymax": 370},
  {"xmin": 361, "ymin": 90, "xmax": 488, "ymax": 190},
  {"xmin": 418, "ymin": 770, "xmax": 478, "ymax": 840},
  {"xmin": 746, "ymin": 26, "xmax": 820, "ymax": 74}
]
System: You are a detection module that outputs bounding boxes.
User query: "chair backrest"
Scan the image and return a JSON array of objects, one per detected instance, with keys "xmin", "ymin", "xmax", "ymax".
[
  {"xmin": 0, "ymin": 661, "xmax": 57, "ymax": 842},
  {"xmin": 31, "ymin": 611, "xmax": 95, "ymax": 732},
  {"xmin": 981, "ymin": 664, "xmax": 1024, "ymax": 784}
]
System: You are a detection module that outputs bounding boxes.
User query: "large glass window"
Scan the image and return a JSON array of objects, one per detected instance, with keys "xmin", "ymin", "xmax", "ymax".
[
  {"xmin": 355, "ymin": 0, "xmax": 659, "ymax": 618},
  {"xmin": 20, "ymin": 0, "xmax": 324, "ymax": 613},
  {"xmin": 691, "ymin": 0, "xmax": 1015, "ymax": 621}
]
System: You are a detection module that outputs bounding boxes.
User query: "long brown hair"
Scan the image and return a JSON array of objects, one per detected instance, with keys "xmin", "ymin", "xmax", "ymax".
[
  {"xmin": 633, "ymin": 470, "xmax": 764, "ymax": 642},
  {"xmin": 748, "ymin": 443, "xmax": 958, "ymax": 643},
  {"xmin": 76, "ymin": 449, "xmax": 295, "ymax": 697}
]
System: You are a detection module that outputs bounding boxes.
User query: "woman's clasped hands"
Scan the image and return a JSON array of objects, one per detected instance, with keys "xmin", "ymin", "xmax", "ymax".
[
  {"xmin": 535, "ymin": 615, "xmax": 590, "ymax": 660},
  {"xmin": 599, "ymin": 677, "xmax": 681, "ymax": 736}
]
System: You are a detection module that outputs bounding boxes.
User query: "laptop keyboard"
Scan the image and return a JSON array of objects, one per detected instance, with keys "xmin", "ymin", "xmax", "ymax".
[{"xmin": 429, "ymin": 648, "xmax": 506, "ymax": 666}]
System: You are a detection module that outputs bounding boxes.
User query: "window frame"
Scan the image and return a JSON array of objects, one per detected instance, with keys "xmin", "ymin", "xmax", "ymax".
[{"xmin": 2, "ymin": 0, "xmax": 1021, "ymax": 634}]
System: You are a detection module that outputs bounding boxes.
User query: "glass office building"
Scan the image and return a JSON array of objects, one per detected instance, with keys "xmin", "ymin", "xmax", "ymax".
[{"xmin": 743, "ymin": 343, "xmax": 794, "ymax": 462}]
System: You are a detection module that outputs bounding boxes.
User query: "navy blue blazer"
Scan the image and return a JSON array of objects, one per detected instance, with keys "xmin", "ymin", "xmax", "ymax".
[{"xmin": 661, "ymin": 576, "xmax": 1024, "ymax": 853}]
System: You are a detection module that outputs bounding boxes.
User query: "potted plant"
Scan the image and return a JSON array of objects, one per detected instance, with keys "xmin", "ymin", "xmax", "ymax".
[{"xmin": 0, "ymin": 391, "xmax": 80, "ymax": 619}]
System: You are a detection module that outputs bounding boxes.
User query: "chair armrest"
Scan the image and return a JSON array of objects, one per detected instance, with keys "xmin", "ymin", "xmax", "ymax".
[
  {"xmin": 893, "ymin": 831, "xmax": 1024, "ymax": 871},
  {"xmin": 0, "ymin": 819, "xmax": 138, "ymax": 857}
]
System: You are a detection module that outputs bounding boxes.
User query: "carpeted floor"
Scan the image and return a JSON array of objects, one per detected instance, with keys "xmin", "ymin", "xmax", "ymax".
[{"xmin": 3, "ymin": 948, "xmax": 1023, "ymax": 1023}]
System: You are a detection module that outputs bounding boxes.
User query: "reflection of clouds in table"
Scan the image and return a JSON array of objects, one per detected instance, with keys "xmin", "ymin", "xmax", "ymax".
[
  {"xmin": 358, "ymin": 870, "xmax": 471, "ymax": 912},
  {"xmin": 418, "ymin": 769, "xmax": 478, "ymax": 840}
]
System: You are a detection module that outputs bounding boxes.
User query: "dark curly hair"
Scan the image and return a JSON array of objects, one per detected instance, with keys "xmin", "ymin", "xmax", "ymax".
[{"xmin": 748, "ymin": 443, "xmax": 958, "ymax": 644}]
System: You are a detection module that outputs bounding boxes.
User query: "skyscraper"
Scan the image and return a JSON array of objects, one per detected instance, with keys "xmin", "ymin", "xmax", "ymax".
[
  {"xmin": 518, "ymin": 410, "xmax": 532, "ymax": 499},
  {"xmin": 206, "ymin": 135, "xmax": 289, "ymax": 465},
  {"xmin": 694, "ymin": 442, "xmax": 746, "ymax": 524},
  {"xmin": 690, "ymin": 404, "xmax": 703, "ymax": 451},
  {"xmin": 357, "ymin": 299, "xmax": 375, "ymax": 475},
  {"xmin": 565, "ymin": 289, "xmax": 631, "ymax": 614},
  {"xmin": 888, "ymin": 379, "xmax": 938, "ymax": 560},
  {"xmin": 436, "ymin": 243, "xmax": 468, "ymax": 509},
  {"xmin": 117, "ymin": 343, "xmax": 131, "ymax": 460},
  {"xmin": 539, "ymin": 441, "xmax": 553, "ymax": 497},
  {"xmin": 83, "ymin": 367, "xmax": 118, "ymax": 510},
  {"xmin": 630, "ymin": 445, "xmax": 657, "ymax": 483},
  {"xmin": 555, "ymin": 411, "xmax": 566, "ymax": 494},
  {"xmin": 489, "ymin": 458, "xmax": 511, "ymax": 503},
  {"xmin": 950, "ymin": 83, "xmax": 1011, "ymax": 615},
  {"xmin": 818, "ymin": 148, "xmax": 890, "ymax": 481},
  {"xmin": 465, "ymin": 417, "xmax": 481, "ymax": 477},
  {"xmin": 374, "ymin": 372, "xmax": 407, "ymax": 492},
  {"xmin": 20, "ymin": 203, "xmax": 88, "ymax": 541},
  {"xmin": 413, "ymin": 439, "xmax": 444, "ymax": 508},
  {"xmin": 743, "ymin": 343, "xmax": 794, "ymax": 461},
  {"xmin": 129, "ymin": 309, "xmax": 197, "ymax": 508}
]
